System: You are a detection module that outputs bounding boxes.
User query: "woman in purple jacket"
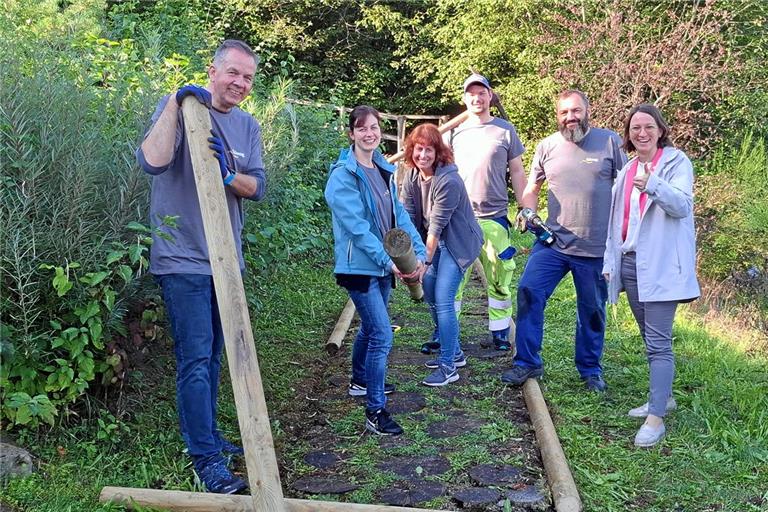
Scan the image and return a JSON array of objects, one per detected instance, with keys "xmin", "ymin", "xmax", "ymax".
[
  {"xmin": 401, "ymin": 124, "xmax": 483, "ymax": 387},
  {"xmin": 602, "ymin": 104, "xmax": 700, "ymax": 448}
]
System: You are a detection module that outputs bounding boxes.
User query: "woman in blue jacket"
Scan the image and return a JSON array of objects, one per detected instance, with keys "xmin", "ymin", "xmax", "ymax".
[
  {"xmin": 401, "ymin": 124, "xmax": 483, "ymax": 387},
  {"xmin": 602, "ymin": 104, "xmax": 700, "ymax": 448},
  {"xmin": 324, "ymin": 105, "xmax": 426, "ymax": 436}
]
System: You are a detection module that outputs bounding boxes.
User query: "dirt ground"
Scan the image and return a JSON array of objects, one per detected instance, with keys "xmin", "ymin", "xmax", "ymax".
[{"xmin": 272, "ymin": 274, "xmax": 553, "ymax": 511}]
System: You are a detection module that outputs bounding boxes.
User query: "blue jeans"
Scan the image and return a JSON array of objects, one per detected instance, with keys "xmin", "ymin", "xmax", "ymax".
[
  {"xmin": 513, "ymin": 243, "xmax": 607, "ymax": 377},
  {"xmin": 157, "ymin": 273, "xmax": 225, "ymax": 466},
  {"xmin": 347, "ymin": 275, "xmax": 393, "ymax": 412},
  {"xmin": 423, "ymin": 244, "xmax": 466, "ymax": 369}
]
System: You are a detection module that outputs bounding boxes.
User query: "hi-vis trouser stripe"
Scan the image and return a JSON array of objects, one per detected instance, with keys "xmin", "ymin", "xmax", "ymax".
[{"xmin": 456, "ymin": 218, "xmax": 516, "ymax": 331}]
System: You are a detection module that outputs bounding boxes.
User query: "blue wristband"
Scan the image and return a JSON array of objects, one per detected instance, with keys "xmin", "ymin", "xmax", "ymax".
[{"xmin": 223, "ymin": 171, "xmax": 236, "ymax": 186}]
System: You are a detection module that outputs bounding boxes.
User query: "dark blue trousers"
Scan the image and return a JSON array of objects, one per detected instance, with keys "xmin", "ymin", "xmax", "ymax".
[
  {"xmin": 513, "ymin": 243, "xmax": 607, "ymax": 377},
  {"xmin": 157, "ymin": 273, "xmax": 226, "ymax": 468}
]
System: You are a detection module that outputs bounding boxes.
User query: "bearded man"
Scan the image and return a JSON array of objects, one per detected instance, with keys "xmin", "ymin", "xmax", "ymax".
[{"xmin": 501, "ymin": 90, "xmax": 626, "ymax": 392}]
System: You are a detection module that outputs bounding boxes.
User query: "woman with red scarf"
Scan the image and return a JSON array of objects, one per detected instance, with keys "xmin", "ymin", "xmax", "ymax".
[{"xmin": 602, "ymin": 104, "xmax": 700, "ymax": 448}]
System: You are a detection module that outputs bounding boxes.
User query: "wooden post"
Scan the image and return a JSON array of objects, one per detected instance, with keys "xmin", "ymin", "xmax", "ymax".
[
  {"xmin": 325, "ymin": 299, "xmax": 355, "ymax": 355},
  {"xmin": 179, "ymin": 98, "xmax": 285, "ymax": 511},
  {"xmin": 100, "ymin": 487, "xmax": 442, "ymax": 512},
  {"xmin": 522, "ymin": 379, "xmax": 582, "ymax": 512},
  {"xmin": 396, "ymin": 115, "xmax": 406, "ymax": 153}
]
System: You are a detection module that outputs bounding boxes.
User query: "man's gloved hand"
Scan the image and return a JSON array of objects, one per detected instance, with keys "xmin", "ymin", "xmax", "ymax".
[
  {"xmin": 514, "ymin": 209, "xmax": 528, "ymax": 233},
  {"xmin": 208, "ymin": 130, "xmax": 236, "ymax": 185},
  {"xmin": 176, "ymin": 85, "xmax": 212, "ymax": 108}
]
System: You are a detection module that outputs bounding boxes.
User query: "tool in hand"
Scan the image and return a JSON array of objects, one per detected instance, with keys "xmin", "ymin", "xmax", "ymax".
[{"xmin": 519, "ymin": 208, "xmax": 556, "ymax": 246}]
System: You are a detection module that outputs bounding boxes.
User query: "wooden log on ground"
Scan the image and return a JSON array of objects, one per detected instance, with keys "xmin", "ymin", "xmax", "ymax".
[
  {"xmin": 325, "ymin": 299, "xmax": 356, "ymax": 355},
  {"xmin": 178, "ymin": 97, "xmax": 285, "ymax": 511},
  {"xmin": 522, "ymin": 379, "xmax": 582, "ymax": 512},
  {"xmin": 100, "ymin": 487, "xmax": 443, "ymax": 512}
]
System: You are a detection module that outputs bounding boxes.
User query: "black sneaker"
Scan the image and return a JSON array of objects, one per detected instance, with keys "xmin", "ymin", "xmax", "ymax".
[
  {"xmin": 493, "ymin": 336, "xmax": 511, "ymax": 351},
  {"xmin": 195, "ymin": 459, "xmax": 248, "ymax": 494},
  {"xmin": 420, "ymin": 340, "xmax": 441, "ymax": 354},
  {"xmin": 348, "ymin": 380, "xmax": 396, "ymax": 397},
  {"xmin": 500, "ymin": 365, "xmax": 543, "ymax": 385},
  {"xmin": 365, "ymin": 408, "xmax": 403, "ymax": 436}
]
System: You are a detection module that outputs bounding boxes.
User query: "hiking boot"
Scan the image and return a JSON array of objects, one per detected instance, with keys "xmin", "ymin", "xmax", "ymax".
[
  {"xmin": 582, "ymin": 374, "xmax": 607, "ymax": 393},
  {"xmin": 195, "ymin": 459, "xmax": 248, "ymax": 494},
  {"xmin": 365, "ymin": 408, "xmax": 403, "ymax": 436},
  {"xmin": 348, "ymin": 380, "xmax": 396, "ymax": 397},
  {"xmin": 420, "ymin": 340, "xmax": 441, "ymax": 354},
  {"xmin": 634, "ymin": 422, "xmax": 666, "ymax": 448},
  {"xmin": 628, "ymin": 397, "xmax": 677, "ymax": 418},
  {"xmin": 422, "ymin": 365, "xmax": 460, "ymax": 387},
  {"xmin": 425, "ymin": 352, "xmax": 467, "ymax": 369},
  {"xmin": 500, "ymin": 365, "xmax": 543, "ymax": 385},
  {"xmin": 493, "ymin": 336, "xmax": 511, "ymax": 351}
]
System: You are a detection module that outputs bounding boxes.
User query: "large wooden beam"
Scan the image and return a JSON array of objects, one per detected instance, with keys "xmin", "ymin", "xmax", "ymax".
[
  {"xmin": 100, "ymin": 487, "xmax": 442, "ymax": 512},
  {"xmin": 178, "ymin": 97, "xmax": 285, "ymax": 510},
  {"xmin": 523, "ymin": 379, "xmax": 582, "ymax": 512}
]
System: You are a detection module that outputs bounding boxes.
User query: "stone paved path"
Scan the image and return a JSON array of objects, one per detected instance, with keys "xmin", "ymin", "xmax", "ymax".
[{"xmin": 279, "ymin": 272, "xmax": 552, "ymax": 511}]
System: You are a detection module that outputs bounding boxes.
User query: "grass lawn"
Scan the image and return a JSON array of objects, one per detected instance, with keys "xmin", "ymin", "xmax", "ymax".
[{"xmin": 1, "ymin": 237, "xmax": 766, "ymax": 511}]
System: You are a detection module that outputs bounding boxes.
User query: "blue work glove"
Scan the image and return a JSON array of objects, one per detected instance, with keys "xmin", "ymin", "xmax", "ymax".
[
  {"xmin": 207, "ymin": 130, "xmax": 236, "ymax": 185},
  {"xmin": 175, "ymin": 85, "xmax": 212, "ymax": 108}
]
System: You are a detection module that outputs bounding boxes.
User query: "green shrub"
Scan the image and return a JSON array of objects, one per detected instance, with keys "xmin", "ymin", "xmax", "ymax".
[{"xmin": 696, "ymin": 131, "xmax": 768, "ymax": 314}]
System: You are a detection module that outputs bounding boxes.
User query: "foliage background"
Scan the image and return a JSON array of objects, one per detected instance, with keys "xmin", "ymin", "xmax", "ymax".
[{"xmin": 0, "ymin": 0, "xmax": 765, "ymax": 456}]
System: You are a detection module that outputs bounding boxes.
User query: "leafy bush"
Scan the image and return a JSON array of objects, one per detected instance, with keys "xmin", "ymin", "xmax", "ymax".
[
  {"xmin": 696, "ymin": 131, "xmax": 768, "ymax": 316},
  {"xmin": 0, "ymin": 2, "xmax": 340, "ymax": 429}
]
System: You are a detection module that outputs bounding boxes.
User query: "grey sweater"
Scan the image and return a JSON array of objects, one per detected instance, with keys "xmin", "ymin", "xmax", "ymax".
[{"xmin": 401, "ymin": 163, "xmax": 483, "ymax": 271}]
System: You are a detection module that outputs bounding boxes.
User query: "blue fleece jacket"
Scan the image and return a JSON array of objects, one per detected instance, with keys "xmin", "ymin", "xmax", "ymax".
[{"xmin": 325, "ymin": 146, "xmax": 426, "ymax": 276}]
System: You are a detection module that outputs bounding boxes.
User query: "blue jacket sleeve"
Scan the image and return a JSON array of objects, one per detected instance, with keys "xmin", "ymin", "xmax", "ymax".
[{"xmin": 325, "ymin": 166, "xmax": 394, "ymax": 271}]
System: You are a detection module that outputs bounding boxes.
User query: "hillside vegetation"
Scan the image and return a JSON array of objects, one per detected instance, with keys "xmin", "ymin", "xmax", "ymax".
[{"xmin": 0, "ymin": 1, "xmax": 766, "ymax": 510}]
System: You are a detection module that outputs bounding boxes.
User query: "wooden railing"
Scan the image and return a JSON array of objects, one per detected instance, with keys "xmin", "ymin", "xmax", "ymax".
[{"xmin": 286, "ymin": 98, "xmax": 449, "ymax": 153}]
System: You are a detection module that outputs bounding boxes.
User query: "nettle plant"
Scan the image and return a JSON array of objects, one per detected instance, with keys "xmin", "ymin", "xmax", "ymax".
[{"xmin": 1, "ymin": 219, "xmax": 175, "ymax": 429}]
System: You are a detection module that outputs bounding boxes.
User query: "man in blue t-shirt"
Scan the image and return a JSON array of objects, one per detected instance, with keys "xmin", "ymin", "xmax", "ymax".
[
  {"xmin": 136, "ymin": 39, "xmax": 265, "ymax": 494},
  {"xmin": 501, "ymin": 89, "xmax": 626, "ymax": 392}
]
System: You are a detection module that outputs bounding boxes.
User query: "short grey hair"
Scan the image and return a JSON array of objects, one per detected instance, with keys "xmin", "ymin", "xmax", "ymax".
[
  {"xmin": 556, "ymin": 89, "xmax": 590, "ymax": 111},
  {"xmin": 212, "ymin": 39, "xmax": 260, "ymax": 68}
]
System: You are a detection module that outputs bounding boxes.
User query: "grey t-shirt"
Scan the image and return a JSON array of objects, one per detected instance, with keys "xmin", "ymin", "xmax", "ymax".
[
  {"xmin": 136, "ymin": 95, "xmax": 266, "ymax": 275},
  {"xmin": 359, "ymin": 163, "xmax": 393, "ymax": 238},
  {"xmin": 444, "ymin": 117, "xmax": 525, "ymax": 219},
  {"xmin": 530, "ymin": 127, "xmax": 626, "ymax": 257}
]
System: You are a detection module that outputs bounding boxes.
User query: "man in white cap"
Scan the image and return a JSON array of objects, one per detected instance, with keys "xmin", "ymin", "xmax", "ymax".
[{"xmin": 442, "ymin": 73, "xmax": 527, "ymax": 352}]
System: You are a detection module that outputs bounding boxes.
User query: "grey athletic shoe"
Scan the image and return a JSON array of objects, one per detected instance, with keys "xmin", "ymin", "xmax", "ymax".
[
  {"xmin": 628, "ymin": 397, "xmax": 677, "ymax": 418},
  {"xmin": 422, "ymin": 365, "xmax": 460, "ymax": 387},
  {"xmin": 425, "ymin": 352, "xmax": 467, "ymax": 369}
]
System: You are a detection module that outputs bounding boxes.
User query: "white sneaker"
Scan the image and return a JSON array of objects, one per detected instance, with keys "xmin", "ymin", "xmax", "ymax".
[
  {"xmin": 634, "ymin": 422, "xmax": 666, "ymax": 447},
  {"xmin": 627, "ymin": 397, "xmax": 677, "ymax": 418}
]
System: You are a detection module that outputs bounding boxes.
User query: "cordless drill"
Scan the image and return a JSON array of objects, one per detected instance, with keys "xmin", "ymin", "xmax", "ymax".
[{"xmin": 519, "ymin": 207, "xmax": 556, "ymax": 246}]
